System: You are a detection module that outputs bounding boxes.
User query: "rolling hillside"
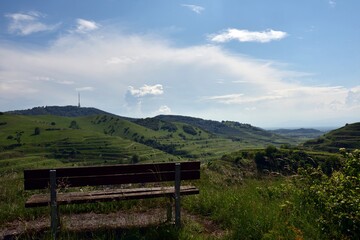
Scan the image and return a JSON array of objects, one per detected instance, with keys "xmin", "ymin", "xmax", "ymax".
[
  {"xmin": 6, "ymin": 105, "xmax": 127, "ymax": 118},
  {"xmin": 270, "ymin": 128, "xmax": 325, "ymax": 142},
  {"xmin": 155, "ymin": 115, "xmax": 294, "ymax": 145},
  {"xmin": 303, "ymin": 122, "xmax": 360, "ymax": 152},
  {"xmin": 6, "ymin": 105, "xmax": 357, "ymax": 172}
]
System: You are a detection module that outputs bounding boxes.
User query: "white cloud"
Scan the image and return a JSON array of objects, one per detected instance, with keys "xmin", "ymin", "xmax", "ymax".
[
  {"xmin": 205, "ymin": 94, "xmax": 283, "ymax": 104},
  {"xmin": 5, "ymin": 11, "xmax": 59, "ymax": 35},
  {"xmin": 76, "ymin": 87, "xmax": 94, "ymax": 91},
  {"xmin": 209, "ymin": 28, "xmax": 288, "ymax": 43},
  {"xmin": 106, "ymin": 56, "xmax": 136, "ymax": 65},
  {"xmin": 329, "ymin": 0, "xmax": 336, "ymax": 8},
  {"xmin": 75, "ymin": 19, "xmax": 100, "ymax": 33},
  {"xmin": 128, "ymin": 84, "xmax": 164, "ymax": 97},
  {"xmin": 0, "ymin": 30, "xmax": 358, "ymax": 126},
  {"xmin": 156, "ymin": 105, "xmax": 172, "ymax": 115},
  {"xmin": 181, "ymin": 4, "xmax": 204, "ymax": 14},
  {"xmin": 346, "ymin": 86, "xmax": 360, "ymax": 106}
]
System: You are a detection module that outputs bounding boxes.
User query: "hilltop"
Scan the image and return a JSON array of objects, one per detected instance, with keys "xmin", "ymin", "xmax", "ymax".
[
  {"xmin": 6, "ymin": 105, "xmax": 121, "ymax": 118},
  {"xmin": 303, "ymin": 122, "xmax": 360, "ymax": 152},
  {"xmin": 270, "ymin": 128, "xmax": 325, "ymax": 141},
  {"xmin": 0, "ymin": 106, "xmax": 301, "ymax": 168}
]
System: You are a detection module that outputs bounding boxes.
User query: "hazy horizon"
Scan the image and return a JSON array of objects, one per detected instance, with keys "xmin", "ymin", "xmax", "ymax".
[
  {"xmin": 4, "ymin": 104, "xmax": 345, "ymax": 131},
  {"xmin": 0, "ymin": 1, "xmax": 359, "ymax": 128}
]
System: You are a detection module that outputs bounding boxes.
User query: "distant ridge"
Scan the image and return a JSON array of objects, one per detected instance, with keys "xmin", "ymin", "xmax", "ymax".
[
  {"xmin": 303, "ymin": 122, "xmax": 360, "ymax": 151},
  {"xmin": 155, "ymin": 114, "xmax": 284, "ymax": 140},
  {"xmin": 271, "ymin": 128, "xmax": 324, "ymax": 138},
  {"xmin": 7, "ymin": 105, "xmax": 116, "ymax": 117}
]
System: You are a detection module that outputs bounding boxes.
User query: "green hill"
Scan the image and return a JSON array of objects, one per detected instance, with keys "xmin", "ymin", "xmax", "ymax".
[
  {"xmin": 0, "ymin": 106, "xmax": 301, "ymax": 171},
  {"xmin": 270, "ymin": 128, "xmax": 324, "ymax": 142},
  {"xmin": 303, "ymin": 122, "xmax": 360, "ymax": 152},
  {"xmin": 155, "ymin": 115, "xmax": 294, "ymax": 145},
  {"xmin": 6, "ymin": 105, "xmax": 126, "ymax": 118}
]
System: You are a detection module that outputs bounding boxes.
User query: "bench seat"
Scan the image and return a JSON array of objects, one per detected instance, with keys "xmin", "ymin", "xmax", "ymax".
[{"xmin": 25, "ymin": 185, "xmax": 199, "ymax": 207}]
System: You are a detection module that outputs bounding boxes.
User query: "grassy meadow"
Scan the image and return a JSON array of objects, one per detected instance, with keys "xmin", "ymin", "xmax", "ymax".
[{"xmin": 0, "ymin": 112, "xmax": 359, "ymax": 239}]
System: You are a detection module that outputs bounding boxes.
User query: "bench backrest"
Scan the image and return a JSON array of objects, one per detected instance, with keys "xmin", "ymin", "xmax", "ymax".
[{"xmin": 24, "ymin": 161, "xmax": 200, "ymax": 190}]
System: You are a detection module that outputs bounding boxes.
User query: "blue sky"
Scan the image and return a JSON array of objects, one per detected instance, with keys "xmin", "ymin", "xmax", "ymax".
[{"xmin": 0, "ymin": 0, "xmax": 359, "ymax": 128}]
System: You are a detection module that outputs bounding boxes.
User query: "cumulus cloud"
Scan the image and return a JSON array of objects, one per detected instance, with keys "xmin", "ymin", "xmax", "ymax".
[
  {"xmin": 329, "ymin": 0, "xmax": 336, "ymax": 8},
  {"xmin": 76, "ymin": 87, "xmax": 94, "ymax": 91},
  {"xmin": 209, "ymin": 28, "xmax": 288, "ymax": 43},
  {"xmin": 75, "ymin": 18, "xmax": 100, "ymax": 33},
  {"xmin": 181, "ymin": 4, "xmax": 204, "ymax": 14},
  {"xmin": 0, "ymin": 29, "xmax": 358, "ymax": 126},
  {"xmin": 156, "ymin": 105, "xmax": 172, "ymax": 115},
  {"xmin": 106, "ymin": 56, "xmax": 136, "ymax": 65},
  {"xmin": 346, "ymin": 86, "xmax": 360, "ymax": 106},
  {"xmin": 128, "ymin": 84, "xmax": 164, "ymax": 97},
  {"xmin": 5, "ymin": 11, "xmax": 59, "ymax": 35}
]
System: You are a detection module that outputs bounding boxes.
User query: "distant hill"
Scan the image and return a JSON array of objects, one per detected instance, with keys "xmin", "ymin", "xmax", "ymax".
[
  {"xmin": 8, "ymin": 106, "xmax": 294, "ymax": 145},
  {"xmin": 155, "ymin": 115, "xmax": 264, "ymax": 136},
  {"xmin": 155, "ymin": 115, "xmax": 293, "ymax": 145},
  {"xmin": 303, "ymin": 122, "xmax": 360, "ymax": 152},
  {"xmin": 271, "ymin": 128, "xmax": 324, "ymax": 140},
  {"xmin": 6, "ymin": 105, "xmax": 119, "ymax": 118}
]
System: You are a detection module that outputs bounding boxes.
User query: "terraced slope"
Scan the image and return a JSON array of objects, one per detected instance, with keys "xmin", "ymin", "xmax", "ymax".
[
  {"xmin": 303, "ymin": 122, "xmax": 360, "ymax": 152},
  {"xmin": 0, "ymin": 114, "xmax": 174, "ymax": 171}
]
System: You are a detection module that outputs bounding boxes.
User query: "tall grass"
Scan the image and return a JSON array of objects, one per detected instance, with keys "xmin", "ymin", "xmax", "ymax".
[
  {"xmin": 1, "ymin": 157, "xmax": 329, "ymax": 239},
  {"xmin": 184, "ymin": 162, "xmax": 324, "ymax": 239}
]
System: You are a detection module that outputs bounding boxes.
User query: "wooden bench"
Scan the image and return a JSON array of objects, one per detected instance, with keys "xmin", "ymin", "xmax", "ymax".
[{"xmin": 24, "ymin": 161, "xmax": 200, "ymax": 237}]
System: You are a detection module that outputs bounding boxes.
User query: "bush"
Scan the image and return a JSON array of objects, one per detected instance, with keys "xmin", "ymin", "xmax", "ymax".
[
  {"xmin": 298, "ymin": 149, "xmax": 360, "ymax": 238},
  {"xmin": 34, "ymin": 127, "xmax": 40, "ymax": 135},
  {"xmin": 69, "ymin": 120, "xmax": 80, "ymax": 129},
  {"xmin": 182, "ymin": 125, "xmax": 197, "ymax": 135}
]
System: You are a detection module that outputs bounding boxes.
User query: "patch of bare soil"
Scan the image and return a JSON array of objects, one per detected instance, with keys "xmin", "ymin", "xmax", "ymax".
[{"xmin": 0, "ymin": 208, "xmax": 226, "ymax": 239}]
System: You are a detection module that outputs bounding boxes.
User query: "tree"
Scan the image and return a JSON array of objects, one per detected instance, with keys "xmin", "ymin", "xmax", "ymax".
[
  {"xmin": 69, "ymin": 120, "xmax": 79, "ymax": 129},
  {"xmin": 34, "ymin": 127, "xmax": 40, "ymax": 135},
  {"xmin": 14, "ymin": 131, "xmax": 24, "ymax": 144},
  {"xmin": 131, "ymin": 154, "xmax": 140, "ymax": 164}
]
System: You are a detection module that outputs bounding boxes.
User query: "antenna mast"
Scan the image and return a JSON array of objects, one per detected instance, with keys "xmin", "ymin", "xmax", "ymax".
[{"xmin": 78, "ymin": 92, "xmax": 81, "ymax": 108}]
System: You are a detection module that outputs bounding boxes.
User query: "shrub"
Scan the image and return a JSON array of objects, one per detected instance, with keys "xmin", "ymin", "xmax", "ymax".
[
  {"xmin": 298, "ymin": 149, "xmax": 360, "ymax": 238},
  {"xmin": 34, "ymin": 127, "xmax": 40, "ymax": 135},
  {"xmin": 182, "ymin": 125, "xmax": 197, "ymax": 135},
  {"xmin": 69, "ymin": 120, "xmax": 80, "ymax": 129}
]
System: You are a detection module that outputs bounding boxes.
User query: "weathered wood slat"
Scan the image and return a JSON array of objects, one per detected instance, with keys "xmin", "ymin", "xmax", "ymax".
[
  {"xmin": 25, "ymin": 186, "xmax": 199, "ymax": 208},
  {"xmin": 24, "ymin": 169, "xmax": 200, "ymax": 190},
  {"xmin": 24, "ymin": 162, "xmax": 200, "ymax": 179}
]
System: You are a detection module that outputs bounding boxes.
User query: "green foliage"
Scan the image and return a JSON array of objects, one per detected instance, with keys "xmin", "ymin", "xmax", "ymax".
[
  {"xmin": 131, "ymin": 154, "xmax": 140, "ymax": 164},
  {"xmin": 297, "ymin": 149, "xmax": 360, "ymax": 238},
  {"xmin": 34, "ymin": 127, "xmax": 40, "ymax": 135},
  {"xmin": 236, "ymin": 147, "xmax": 342, "ymax": 175},
  {"xmin": 185, "ymin": 164, "xmax": 323, "ymax": 239},
  {"xmin": 182, "ymin": 125, "xmax": 197, "ymax": 135},
  {"xmin": 69, "ymin": 120, "xmax": 80, "ymax": 129},
  {"xmin": 14, "ymin": 131, "xmax": 24, "ymax": 144},
  {"xmin": 303, "ymin": 122, "xmax": 360, "ymax": 151}
]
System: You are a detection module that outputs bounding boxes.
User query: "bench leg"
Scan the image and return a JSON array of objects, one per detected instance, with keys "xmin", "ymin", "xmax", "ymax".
[
  {"xmin": 167, "ymin": 196, "xmax": 173, "ymax": 223},
  {"xmin": 175, "ymin": 163, "xmax": 181, "ymax": 228},
  {"xmin": 50, "ymin": 170, "xmax": 59, "ymax": 239}
]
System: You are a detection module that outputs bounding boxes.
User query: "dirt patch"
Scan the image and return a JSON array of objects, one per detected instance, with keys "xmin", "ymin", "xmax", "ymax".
[{"xmin": 0, "ymin": 208, "xmax": 226, "ymax": 239}]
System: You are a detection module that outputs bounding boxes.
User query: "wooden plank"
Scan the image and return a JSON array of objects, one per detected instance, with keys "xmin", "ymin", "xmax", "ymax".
[
  {"xmin": 24, "ymin": 162, "xmax": 200, "ymax": 179},
  {"xmin": 25, "ymin": 186, "xmax": 199, "ymax": 208},
  {"xmin": 25, "ymin": 169, "xmax": 200, "ymax": 190}
]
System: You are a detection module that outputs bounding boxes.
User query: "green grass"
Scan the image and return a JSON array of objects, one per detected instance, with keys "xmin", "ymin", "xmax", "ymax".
[
  {"xmin": 0, "ymin": 156, "xmax": 335, "ymax": 239},
  {"xmin": 1, "ymin": 113, "xmax": 353, "ymax": 239},
  {"xmin": 184, "ymin": 162, "xmax": 324, "ymax": 239}
]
